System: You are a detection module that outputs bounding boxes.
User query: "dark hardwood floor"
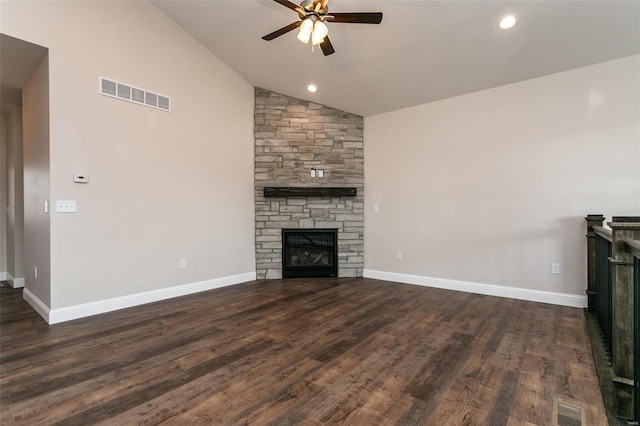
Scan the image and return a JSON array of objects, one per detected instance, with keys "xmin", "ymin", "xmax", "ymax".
[{"xmin": 0, "ymin": 278, "xmax": 606, "ymax": 425}]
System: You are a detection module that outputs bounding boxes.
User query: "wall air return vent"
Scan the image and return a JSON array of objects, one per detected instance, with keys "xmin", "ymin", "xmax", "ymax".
[
  {"xmin": 99, "ymin": 77, "xmax": 171, "ymax": 112},
  {"xmin": 117, "ymin": 83, "xmax": 131, "ymax": 100},
  {"xmin": 145, "ymin": 92, "xmax": 157, "ymax": 107},
  {"xmin": 132, "ymin": 87, "xmax": 145, "ymax": 103},
  {"xmin": 158, "ymin": 95, "xmax": 170, "ymax": 111},
  {"xmin": 101, "ymin": 78, "xmax": 117, "ymax": 96}
]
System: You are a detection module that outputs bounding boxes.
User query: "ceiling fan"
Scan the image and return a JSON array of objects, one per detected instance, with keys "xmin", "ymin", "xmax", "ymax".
[{"xmin": 262, "ymin": 0, "xmax": 383, "ymax": 56}]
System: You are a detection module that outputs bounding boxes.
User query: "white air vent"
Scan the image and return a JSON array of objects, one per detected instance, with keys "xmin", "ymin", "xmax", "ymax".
[
  {"xmin": 132, "ymin": 87, "xmax": 144, "ymax": 103},
  {"xmin": 117, "ymin": 83, "xmax": 131, "ymax": 100},
  {"xmin": 101, "ymin": 78, "xmax": 117, "ymax": 96},
  {"xmin": 145, "ymin": 92, "xmax": 157, "ymax": 107},
  {"xmin": 158, "ymin": 96, "xmax": 170, "ymax": 111},
  {"xmin": 99, "ymin": 77, "xmax": 171, "ymax": 112}
]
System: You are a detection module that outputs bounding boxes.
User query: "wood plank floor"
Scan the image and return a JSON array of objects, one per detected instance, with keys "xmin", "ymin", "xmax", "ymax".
[{"xmin": 0, "ymin": 278, "xmax": 607, "ymax": 425}]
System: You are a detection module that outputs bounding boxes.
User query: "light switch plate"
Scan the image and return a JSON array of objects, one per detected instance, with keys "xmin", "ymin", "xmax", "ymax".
[{"xmin": 56, "ymin": 200, "xmax": 77, "ymax": 213}]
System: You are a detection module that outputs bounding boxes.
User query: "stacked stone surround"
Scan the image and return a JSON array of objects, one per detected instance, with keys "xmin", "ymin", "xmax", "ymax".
[{"xmin": 254, "ymin": 88, "xmax": 364, "ymax": 279}]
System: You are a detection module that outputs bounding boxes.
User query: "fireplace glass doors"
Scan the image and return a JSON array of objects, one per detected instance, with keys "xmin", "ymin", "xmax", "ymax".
[{"xmin": 282, "ymin": 229, "xmax": 338, "ymax": 278}]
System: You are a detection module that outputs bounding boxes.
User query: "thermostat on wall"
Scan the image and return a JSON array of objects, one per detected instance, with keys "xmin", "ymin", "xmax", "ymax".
[{"xmin": 73, "ymin": 173, "xmax": 89, "ymax": 183}]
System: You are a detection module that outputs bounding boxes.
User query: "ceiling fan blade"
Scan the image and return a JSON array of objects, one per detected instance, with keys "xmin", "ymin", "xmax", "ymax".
[
  {"xmin": 320, "ymin": 36, "xmax": 335, "ymax": 56},
  {"xmin": 262, "ymin": 21, "xmax": 302, "ymax": 41},
  {"xmin": 327, "ymin": 12, "xmax": 383, "ymax": 24},
  {"xmin": 272, "ymin": 0, "xmax": 304, "ymax": 13}
]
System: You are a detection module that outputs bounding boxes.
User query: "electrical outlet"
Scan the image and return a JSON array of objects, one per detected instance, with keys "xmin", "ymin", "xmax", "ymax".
[
  {"xmin": 179, "ymin": 258, "xmax": 187, "ymax": 269},
  {"xmin": 551, "ymin": 263, "xmax": 560, "ymax": 275},
  {"xmin": 396, "ymin": 250, "xmax": 403, "ymax": 260},
  {"xmin": 373, "ymin": 204, "xmax": 379, "ymax": 213}
]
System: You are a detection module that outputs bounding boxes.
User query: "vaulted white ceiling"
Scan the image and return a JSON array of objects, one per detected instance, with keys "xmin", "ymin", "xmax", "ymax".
[{"xmin": 151, "ymin": 1, "xmax": 638, "ymax": 116}]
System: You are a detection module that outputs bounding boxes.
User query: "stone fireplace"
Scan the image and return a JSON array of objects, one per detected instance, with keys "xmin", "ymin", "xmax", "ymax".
[{"xmin": 254, "ymin": 88, "xmax": 364, "ymax": 279}]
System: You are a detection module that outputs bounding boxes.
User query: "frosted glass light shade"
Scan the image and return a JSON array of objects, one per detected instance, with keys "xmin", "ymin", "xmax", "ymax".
[
  {"xmin": 297, "ymin": 19, "xmax": 313, "ymax": 44},
  {"xmin": 311, "ymin": 20, "xmax": 328, "ymax": 45}
]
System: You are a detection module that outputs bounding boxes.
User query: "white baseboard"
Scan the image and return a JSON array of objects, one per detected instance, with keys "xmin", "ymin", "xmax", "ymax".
[
  {"xmin": 47, "ymin": 272, "xmax": 257, "ymax": 324},
  {"xmin": 0, "ymin": 272, "xmax": 6, "ymax": 281},
  {"xmin": 6, "ymin": 272, "xmax": 25, "ymax": 288},
  {"xmin": 23, "ymin": 287, "xmax": 51, "ymax": 322},
  {"xmin": 363, "ymin": 269, "xmax": 587, "ymax": 308},
  {"xmin": 12, "ymin": 277, "xmax": 25, "ymax": 288}
]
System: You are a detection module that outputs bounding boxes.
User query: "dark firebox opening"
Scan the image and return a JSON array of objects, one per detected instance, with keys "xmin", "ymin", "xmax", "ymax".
[{"xmin": 282, "ymin": 229, "xmax": 338, "ymax": 278}]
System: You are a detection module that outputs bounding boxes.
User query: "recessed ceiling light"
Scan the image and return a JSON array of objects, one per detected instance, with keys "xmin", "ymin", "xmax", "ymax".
[
  {"xmin": 499, "ymin": 15, "xmax": 516, "ymax": 30},
  {"xmin": 307, "ymin": 84, "xmax": 317, "ymax": 93}
]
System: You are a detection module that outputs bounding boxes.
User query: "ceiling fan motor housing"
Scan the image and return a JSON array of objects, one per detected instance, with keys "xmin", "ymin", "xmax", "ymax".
[
  {"xmin": 300, "ymin": 0, "xmax": 314, "ymax": 10},
  {"xmin": 300, "ymin": 0, "xmax": 328, "ymax": 16}
]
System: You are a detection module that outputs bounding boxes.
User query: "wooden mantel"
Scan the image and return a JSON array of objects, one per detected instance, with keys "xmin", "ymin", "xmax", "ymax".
[{"xmin": 263, "ymin": 187, "xmax": 357, "ymax": 198}]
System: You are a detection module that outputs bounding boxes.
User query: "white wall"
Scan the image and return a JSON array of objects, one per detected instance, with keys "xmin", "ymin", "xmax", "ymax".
[
  {"xmin": 364, "ymin": 55, "xmax": 640, "ymax": 301},
  {"xmin": 2, "ymin": 1, "xmax": 255, "ymax": 314},
  {"xmin": 2, "ymin": 105, "xmax": 25, "ymax": 287},
  {"xmin": 22, "ymin": 56, "xmax": 51, "ymax": 305}
]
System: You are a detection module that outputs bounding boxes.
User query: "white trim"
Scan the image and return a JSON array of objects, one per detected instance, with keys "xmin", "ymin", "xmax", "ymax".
[
  {"xmin": 12, "ymin": 277, "xmax": 25, "ymax": 288},
  {"xmin": 23, "ymin": 287, "xmax": 51, "ymax": 322},
  {"xmin": 363, "ymin": 269, "xmax": 587, "ymax": 308},
  {"xmin": 0, "ymin": 272, "xmax": 7, "ymax": 281},
  {"xmin": 48, "ymin": 272, "xmax": 256, "ymax": 324},
  {"xmin": 3, "ymin": 272, "xmax": 25, "ymax": 288}
]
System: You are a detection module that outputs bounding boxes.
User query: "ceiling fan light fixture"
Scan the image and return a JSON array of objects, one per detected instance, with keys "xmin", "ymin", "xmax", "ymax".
[
  {"xmin": 263, "ymin": 0, "xmax": 383, "ymax": 56},
  {"xmin": 297, "ymin": 18, "xmax": 314, "ymax": 43},
  {"xmin": 311, "ymin": 20, "xmax": 329, "ymax": 46}
]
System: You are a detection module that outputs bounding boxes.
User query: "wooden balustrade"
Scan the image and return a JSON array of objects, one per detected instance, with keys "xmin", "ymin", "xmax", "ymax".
[
  {"xmin": 593, "ymin": 225, "xmax": 613, "ymax": 355},
  {"xmin": 626, "ymin": 239, "xmax": 640, "ymax": 424},
  {"xmin": 586, "ymin": 216, "xmax": 640, "ymax": 421},
  {"xmin": 586, "ymin": 215, "xmax": 606, "ymax": 311}
]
